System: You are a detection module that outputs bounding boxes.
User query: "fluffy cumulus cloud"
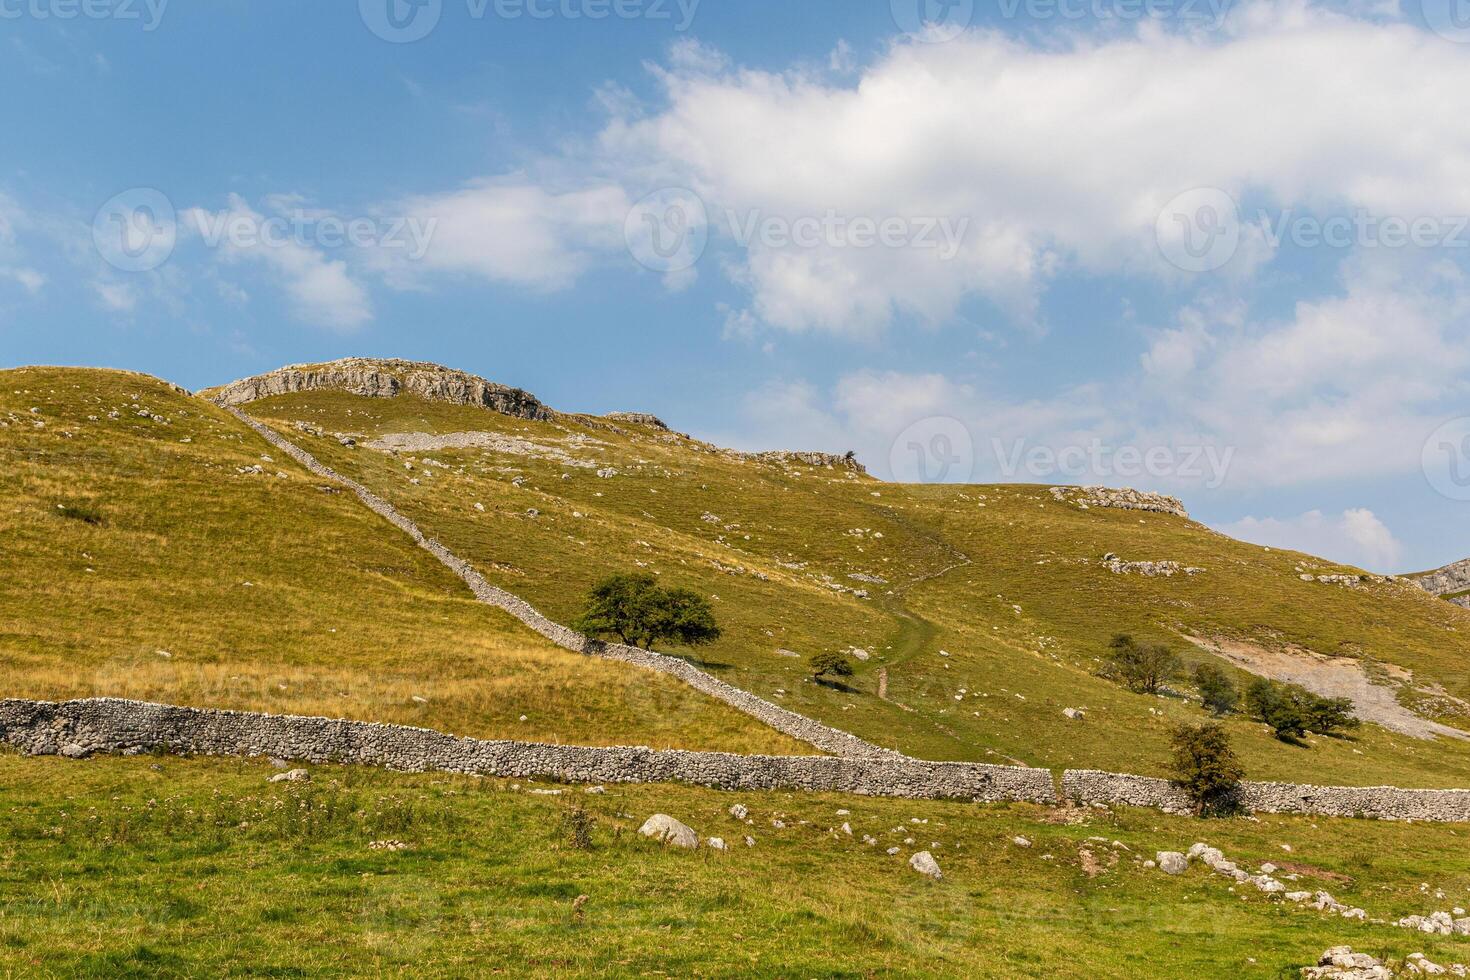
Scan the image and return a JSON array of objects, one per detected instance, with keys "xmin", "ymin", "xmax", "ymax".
[
  {"xmin": 1219, "ymin": 508, "xmax": 1404, "ymax": 571},
  {"xmin": 368, "ymin": 177, "xmax": 631, "ymax": 292},
  {"xmin": 585, "ymin": 7, "xmax": 1470, "ymax": 334},
  {"xmin": 181, "ymin": 195, "xmax": 373, "ymax": 331}
]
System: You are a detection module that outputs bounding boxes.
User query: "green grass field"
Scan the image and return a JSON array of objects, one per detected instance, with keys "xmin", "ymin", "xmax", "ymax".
[{"xmin": 4, "ymin": 749, "xmax": 1470, "ymax": 977}]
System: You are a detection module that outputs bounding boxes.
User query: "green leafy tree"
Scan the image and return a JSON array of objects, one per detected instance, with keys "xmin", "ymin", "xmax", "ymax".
[
  {"xmin": 809, "ymin": 650, "xmax": 855, "ymax": 681},
  {"xmin": 1100, "ymin": 634, "xmax": 1183, "ymax": 695},
  {"xmin": 1193, "ymin": 663, "xmax": 1238, "ymax": 716},
  {"xmin": 1244, "ymin": 679, "xmax": 1359, "ymax": 741},
  {"xmin": 1300, "ymin": 695, "xmax": 1359, "ymax": 737},
  {"xmin": 572, "ymin": 573, "xmax": 721, "ymax": 650},
  {"xmin": 1169, "ymin": 723, "xmax": 1245, "ymax": 816},
  {"xmin": 1244, "ymin": 679, "xmax": 1306, "ymax": 740}
]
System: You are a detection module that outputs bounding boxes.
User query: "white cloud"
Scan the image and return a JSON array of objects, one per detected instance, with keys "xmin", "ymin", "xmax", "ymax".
[
  {"xmin": 182, "ymin": 195, "xmax": 372, "ymax": 331},
  {"xmin": 91, "ymin": 280, "xmax": 138, "ymax": 312},
  {"xmin": 0, "ymin": 194, "xmax": 44, "ymax": 297},
  {"xmin": 371, "ymin": 177, "xmax": 630, "ymax": 292},
  {"xmin": 582, "ymin": 4, "xmax": 1470, "ymax": 334},
  {"xmin": 1218, "ymin": 507, "xmax": 1405, "ymax": 571}
]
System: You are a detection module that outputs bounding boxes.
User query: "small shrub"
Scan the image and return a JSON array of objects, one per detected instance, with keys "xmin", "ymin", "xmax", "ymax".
[
  {"xmin": 572, "ymin": 572, "xmax": 721, "ymax": 650},
  {"xmin": 1100, "ymin": 634, "xmax": 1182, "ymax": 695},
  {"xmin": 809, "ymin": 651, "xmax": 854, "ymax": 681},
  {"xmin": 561, "ymin": 807, "xmax": 594, "ymax": 850},
  {"xmin": 1169, "ymin": 723, "xmax": 1245, "ymax": 816},
  {"xmin": 1193, "ymin": 663, "xmax": 1238, "ymax": 716},
  {"xmin": 56, "ymin": 502, "xmax": 105, "ymax": 526}
]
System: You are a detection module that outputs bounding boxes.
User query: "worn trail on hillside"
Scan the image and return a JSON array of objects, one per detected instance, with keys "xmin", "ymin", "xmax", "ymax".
[{"xmin": 223, "ymin": 406, "xmax": 891, "ymax": 760}]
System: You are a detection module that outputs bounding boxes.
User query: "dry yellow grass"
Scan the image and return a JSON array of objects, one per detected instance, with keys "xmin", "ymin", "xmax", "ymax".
[{"xmin": 0, "ymin": 367, "xmax": 807, "ymax": 755}]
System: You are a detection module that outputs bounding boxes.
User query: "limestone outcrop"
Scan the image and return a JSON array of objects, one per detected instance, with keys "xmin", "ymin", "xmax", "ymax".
[
  {"xmin": 1410, "ymin": 558, "xmax": 1470, "ymax": 609},
  {"xmin": 204, "ymin": 358, "xmax": 554, "ymax": 421},
  {"xmin": 1049, "ymin": 485, "xmax": 1189, "ymax": 518}
]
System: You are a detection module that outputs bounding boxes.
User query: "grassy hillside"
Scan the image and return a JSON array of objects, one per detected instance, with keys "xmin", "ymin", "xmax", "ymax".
[
  {"xmin": 0, "ymin": 367, "xmax": 805, "ymax": 756},
  {"xmin": 240, "ymin": 379, "xmax": 1470, "ymax": 786},
  {"xmin": 4, "ymin": 749, "xmax": 1470, "ymax": 977}
]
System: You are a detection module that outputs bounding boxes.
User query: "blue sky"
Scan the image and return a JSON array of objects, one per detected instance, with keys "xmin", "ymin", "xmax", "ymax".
[{"xmin": 4, "ymin": 0, "xmax": 1470, "ymax": 573}]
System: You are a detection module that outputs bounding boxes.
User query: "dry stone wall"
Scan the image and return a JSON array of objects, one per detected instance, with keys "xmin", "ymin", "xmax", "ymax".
[
  {"xmin": 0, "ymin": 698, "xmax": 1055, "ymax": 803},
  {"xmin": 223, "ymin": 406, "xmax": 891, "ymax": 760},
  {"xmin": 1063, "ymin": 769, "xmax": 1470, "ymax": 822}
]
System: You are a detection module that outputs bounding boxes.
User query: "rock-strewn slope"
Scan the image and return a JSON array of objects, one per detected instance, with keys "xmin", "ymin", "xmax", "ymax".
[{"xmin": 203, "ymin": 358, "xmax": 554, "ymax": 421}]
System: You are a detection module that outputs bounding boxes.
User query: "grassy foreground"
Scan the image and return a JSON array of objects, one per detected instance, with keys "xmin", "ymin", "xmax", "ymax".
[
  {"xmin": 4, "ymin": 750, "xmax": 1470, "ymax": 977},
  {"xmin": 0, "ymin": 367, "xmax": 803, "ymax": 756}
]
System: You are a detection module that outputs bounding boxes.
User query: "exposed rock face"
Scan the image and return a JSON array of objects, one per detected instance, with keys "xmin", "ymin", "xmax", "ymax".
[
  {"xmin": 603, "ymin": 412, "xmax": 670, "ymax": 431},
  {"xmin": 740, "ymin": 450, "xmax": 867, "ymax": 474},
  {"xmin": 1411, "ymin": 558, "xmax": 1470, "ymax": 608},
  {"xmin": 1049, "ymin": 485, "xmax": 1189, "ymax": 518},
  {"xmin": 205, "ymin": 358, "xmax": 554, "ymax": 421},
  {"xmin": 1102, "ymin": 553, "xmax": 1204, "ymax": 577}
]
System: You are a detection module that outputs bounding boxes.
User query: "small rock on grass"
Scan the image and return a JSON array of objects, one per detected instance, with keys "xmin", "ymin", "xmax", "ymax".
[
  {"xmin": 269, "ymin": 769, "xmax": 310, "ymax": 783},
  {"xmin": 1156, "ymin": 851, "xmax": 1187, "ymax": 875},
  {"xmin": 909, "ymin": 851, "xmax": 942, "ymax": 880},
  {"xmin": 638, "ymin": 814, "xmax": 699, "ymax": 849}
]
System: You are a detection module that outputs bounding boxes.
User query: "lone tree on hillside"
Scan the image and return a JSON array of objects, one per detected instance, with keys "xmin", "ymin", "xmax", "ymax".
[
  {"xmin": 572, "ymin": 573, "xmax": 721, "ymax": 650},
  {"xmin": 1193, "ymin": 663, "xmax": 1239, "ymax": 716},
  {"xmin": 1169, "ymin": 723, "xmax": 1245, "ymax": 817},
  {"xmin": 809, "ymin": 651, "xmax": 855, "ymax": 682},
  {"xmin": 1100, "ymin": 634, "xmax": 1183, "ymax": 695}
]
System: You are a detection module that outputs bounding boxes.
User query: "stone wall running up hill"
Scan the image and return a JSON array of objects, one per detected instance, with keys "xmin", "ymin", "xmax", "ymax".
[
  {"xmin": 0, "ymin": 698, "xmax": 1055, "ymax": 803},
  {"xmin": 223, "ymin": 405, "xmax": 891, "ymax": 760},
  {"xmin": 205, "ymin": 358, "xmax": 554, "ymax": 421}
]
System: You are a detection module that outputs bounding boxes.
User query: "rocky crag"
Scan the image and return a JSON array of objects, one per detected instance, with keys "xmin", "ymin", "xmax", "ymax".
[
  {"xmin": 203, "ymin": 358, "xmax": 555, "ymax": 421},
  {"xmin": 1411, "ymin": 558, "xmax": 1470, "ymax": 609}
]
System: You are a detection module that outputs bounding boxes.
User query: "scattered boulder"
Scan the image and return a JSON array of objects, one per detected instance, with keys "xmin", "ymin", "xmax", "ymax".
[
  {"xmin": 707, "ymin": 838, "xmax": 728, "ymax": 851},
  {"xmin": 1156, "ymin": 851, "xmax": 1188, "ymax": 875},
  {"xmin": 1012, "ymin": 836, "xmax": 1032, "ymax": 848},
  {"xmin": 729, "ymin": 803, "xmax": 749, "ymax": 820},
  {"xmin": 909, "ymin": 851, "xmax": 942, "ymax": 880},
  {"xmin": 638, "ymin": 814, "xmax": 699, "ymax": 849},
  {"xmin": 59, "ymin": 743, "xmax": 88, "ymax": 759},
  {"xmin": 1063, "ymin": 707, "xmax": 1085, "ymax": 720},
  {"xmin": 269, "ymin": 768, "xmax": 310, "ymax": 783},
  {"xmin": 1302, "ymin": 946, "xmax": 1391, "ymax": 979}
]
